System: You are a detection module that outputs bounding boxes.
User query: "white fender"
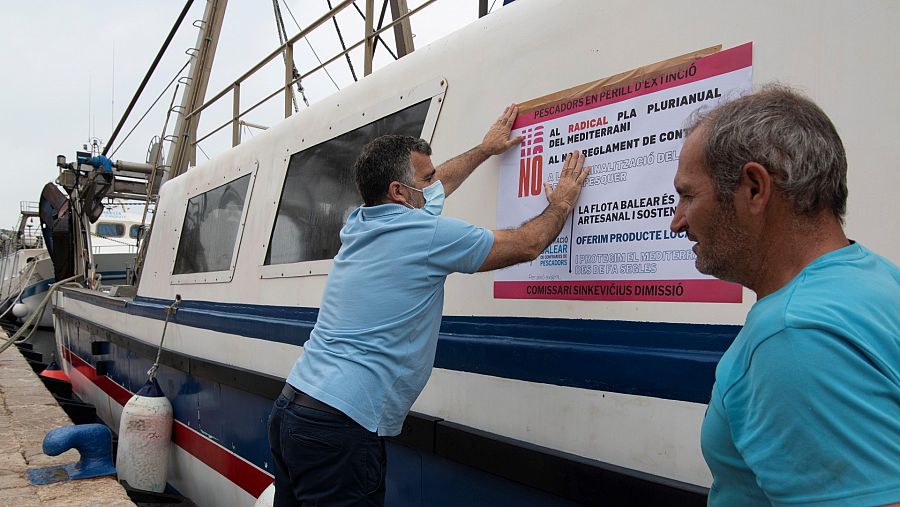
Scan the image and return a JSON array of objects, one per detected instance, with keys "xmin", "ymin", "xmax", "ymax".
[
  {"xmin": 116, "ymin": 377, "xmax": 173, "ymax": 493},
  {"xmin": 11, "ymin": 303, "xmax": 28, "ymax": 318}
]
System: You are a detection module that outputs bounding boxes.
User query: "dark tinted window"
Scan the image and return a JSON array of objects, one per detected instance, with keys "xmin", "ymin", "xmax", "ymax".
[
  {"xmin": 265, "ymin": 99, "xmax": 431, "ymax": 265},
  {"xmin": 129, "ymin": 225, "xmax": 142, "ymax": 239},
  {"xmin": 96, "ymin": 223, "xmax": 125, "ymax": 237},
  {"xmin": 173, "ymin": 174, "xmax": 251, "ymax": 275}
]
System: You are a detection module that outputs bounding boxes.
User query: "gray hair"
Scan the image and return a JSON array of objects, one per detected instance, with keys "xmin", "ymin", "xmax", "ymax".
[
  {"xmin": 354, "ymin": 135, "xmax": 432, "ymax": 206},
  {"xmin": 686, "ymin": 85, "xmax": 848, "ymax": 221}
]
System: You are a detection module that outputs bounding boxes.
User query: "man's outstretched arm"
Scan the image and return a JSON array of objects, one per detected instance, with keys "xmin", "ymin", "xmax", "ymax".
[
  {"xmin": 479, "ymin": 150, "xmax": 588, "ymax": 272},
  {"xmin": 435, "ymin": 104, "xmax": 524, "ymax": 197}
]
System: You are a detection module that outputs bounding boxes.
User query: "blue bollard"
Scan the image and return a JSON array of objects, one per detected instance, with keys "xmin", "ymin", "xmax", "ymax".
[{"xmin": 29, "ymin": 423, "xmax": 117, "ymax": 484}]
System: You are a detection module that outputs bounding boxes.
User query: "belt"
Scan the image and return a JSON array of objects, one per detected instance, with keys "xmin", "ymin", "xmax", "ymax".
[{"xmin": 281, "ymin": 384, "xmax": 344, "ymax": 417}]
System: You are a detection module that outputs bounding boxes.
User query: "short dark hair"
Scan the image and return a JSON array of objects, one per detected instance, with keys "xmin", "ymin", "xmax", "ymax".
[
  {"xmin": 687, "ymin": 85, "xmax": 848, "ymax": 221},
  {"xmin": 354, "ymin": 135, "xmax": 432, "ymax": 206}
]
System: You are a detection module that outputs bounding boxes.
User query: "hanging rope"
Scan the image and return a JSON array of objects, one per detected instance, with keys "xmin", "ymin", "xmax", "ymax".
[
  {"xmin": 147, "ymin": 295, "xmax": 181, "ymax": 380},
  {"xmin": 326, "ymin": 0, "xmax": 358, "ymax": 82}
]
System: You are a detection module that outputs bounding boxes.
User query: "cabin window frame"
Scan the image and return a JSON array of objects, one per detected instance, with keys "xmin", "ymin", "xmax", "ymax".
[
  {"xmin": 257, "ymin": 77, "xmax": 447, "ymax": 279},
  {"xmin": 170, "ymin": 160, "xmax": 259, "ymax": 285},
  {"xmin": 96, "ymin": 222, "xmax": 126, "ymax": 238}
]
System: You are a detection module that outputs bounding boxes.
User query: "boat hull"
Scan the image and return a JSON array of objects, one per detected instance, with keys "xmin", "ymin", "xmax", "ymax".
[{"xmin": 54, "ymin": 288, "xmax": 720, "ymax": 505}]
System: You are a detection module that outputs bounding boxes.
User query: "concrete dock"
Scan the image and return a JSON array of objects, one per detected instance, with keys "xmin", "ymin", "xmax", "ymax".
[{"xmin": 0, "ymin": 333, "xmax": 134, "ymax": 506}]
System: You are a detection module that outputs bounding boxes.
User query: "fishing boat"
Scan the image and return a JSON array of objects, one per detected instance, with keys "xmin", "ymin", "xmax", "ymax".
[
  {"xmin": 0, "ymin": 203, "xmax": 48, "ymax": 321},
  {"xmin": 44, "ymin": 1, "xmax": 900, "ymax": 506},
  {"xmin": 7, "ymin": 197, "xmax": 143, "ymax": 329}
]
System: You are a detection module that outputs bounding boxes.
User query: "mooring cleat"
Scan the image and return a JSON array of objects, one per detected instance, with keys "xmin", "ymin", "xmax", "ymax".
[{"xmin": 29, "ymin": 423, "xmax": 117, "ymax": 484}]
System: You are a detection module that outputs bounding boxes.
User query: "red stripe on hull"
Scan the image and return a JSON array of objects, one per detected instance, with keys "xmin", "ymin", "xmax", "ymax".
[
  {"xmin": 173, "ymin": 422, "xmax": 273, "ymax": 498},
  {"xmin": 63, "ymin": 347, "xmax": 133, "ymax": 406}
]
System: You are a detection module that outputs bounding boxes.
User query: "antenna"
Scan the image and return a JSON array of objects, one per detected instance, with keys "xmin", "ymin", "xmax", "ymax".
[
  {"xmin": 88, "ymin": 74, "xmax": 92, "ymax": 141},
  {"xmin": 112, "ymin": 42, "xmax": 116, "ymax": 135}
]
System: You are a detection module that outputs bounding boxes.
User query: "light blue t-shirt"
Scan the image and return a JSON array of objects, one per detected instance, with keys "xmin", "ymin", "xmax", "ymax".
[
  {"xmin": 287, "ymin": 204, "xmax": 494, "ymax": 436},
  {"xmin": 702, "ymin": 243, "xmax": 900, "ymax": 506}
]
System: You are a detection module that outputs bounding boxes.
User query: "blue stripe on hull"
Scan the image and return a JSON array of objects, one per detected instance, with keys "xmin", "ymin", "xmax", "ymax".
[
  {"xmin": 21, "ymin": 278, "xmax": 54, "ymax": 300},
  {"xmin": 20, "ymin": 271, "xmax": 127, "ymax": 300},
  {"xmin": 64, "ymin": 292, "xmax": 740, "ymax": 403}
]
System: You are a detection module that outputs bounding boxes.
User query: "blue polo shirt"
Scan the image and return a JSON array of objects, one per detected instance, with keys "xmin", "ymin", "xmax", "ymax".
[
  {"xmin": 702, "ymin": 243, "xmax": 900, "ymax": 506},
  {"xmin": 287, "ymin": 204, "xmax": 494, "ymax": 436}
]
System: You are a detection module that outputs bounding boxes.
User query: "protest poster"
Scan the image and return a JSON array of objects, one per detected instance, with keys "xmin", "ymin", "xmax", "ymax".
[{"xmin": 495, "ymin": 43, "xmax": 752, "ymax": 302}]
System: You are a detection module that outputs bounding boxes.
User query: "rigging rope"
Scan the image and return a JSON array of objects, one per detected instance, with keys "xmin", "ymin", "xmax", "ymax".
[
  {"xmin": 273, "ymin": 0, "xmax": 308, "ymax": 109},
  {"xmin": 109, "ymin": 59, "xmax": 191, "ymax": 158},
  {"xmin": 103, "ymin": 0, "xmax": 195, "ymax": 157},
  {"xmin": 351, "ymin": 0, "xmax": 399, "ymax": 60},
  {"xmin": 326, "ymin": 0, "xmax": 358, "ymax": 82},
  {"xmin": 90, "ymin": 231, "xmax": 138, "ymax": 248},
  {"xmin": 280, "ymin": 0, "xmax": 341, "ymax": 91}
]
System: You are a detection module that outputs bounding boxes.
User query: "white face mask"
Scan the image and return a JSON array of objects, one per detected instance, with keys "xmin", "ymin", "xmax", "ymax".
[{"xmin": 400, "ymin": 180, "xmax": 445, "ymax": 216}]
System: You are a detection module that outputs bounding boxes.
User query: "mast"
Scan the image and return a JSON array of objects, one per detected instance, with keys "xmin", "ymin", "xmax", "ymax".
[
  {"xmin": 388, "ymin": 0, "xmax": 414, "ymax": 58},
  {"xmin": 167, "ymin": 0, "xmax": 229, "ymax": 180}
]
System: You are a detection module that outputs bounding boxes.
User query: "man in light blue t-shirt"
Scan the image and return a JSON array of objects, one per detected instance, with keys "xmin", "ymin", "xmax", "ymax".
[
  {"xmin": 268, "ymin": 104, "xmax": 589, "ymax": 506},
  {"xmin": 671, "ymin": 86, "xmax": 900, "ymax": 506}
]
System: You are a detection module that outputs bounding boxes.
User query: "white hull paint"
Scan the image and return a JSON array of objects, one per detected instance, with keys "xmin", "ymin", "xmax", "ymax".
[{"xmin": 167, "ymin": 441, "xmax": 259, "ymax": 507}]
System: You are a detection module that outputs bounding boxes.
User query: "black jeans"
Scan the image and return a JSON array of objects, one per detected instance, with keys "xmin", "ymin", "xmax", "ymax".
[{"xmin": 268, "ymin": 393, "xmax": 386, "ymax": 507}]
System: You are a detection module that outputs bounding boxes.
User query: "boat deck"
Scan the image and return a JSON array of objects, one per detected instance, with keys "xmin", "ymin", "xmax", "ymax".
[{"xmin": 0, "ymin": 330, "xmax": 134, "ymax": 507}]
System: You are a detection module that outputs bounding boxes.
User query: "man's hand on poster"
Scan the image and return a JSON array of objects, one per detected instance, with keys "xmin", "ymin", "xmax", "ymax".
[
  {"xmin": 544, "ymin": 150, "xmax": 588, "ymax": 212},
  {"xmin": 477, "ymin": 149, "xmax": 587, "ymax": 272},
  {"xmin": 480, "ymin": 103, "xmax": 525, "ymax": 156},
  {"xmin": 433, "ymin": 104, "xmax": 524, "ymax": 197}
]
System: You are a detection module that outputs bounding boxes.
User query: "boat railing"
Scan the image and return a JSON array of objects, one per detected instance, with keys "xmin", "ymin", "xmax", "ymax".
[
  {"xmin": 91, "ymin": 243, "xmax": 138, "ymax": 255},
  {"xmin": 14, "ymin": 202, "xmax": 43, "ymax": 250},
  {"xmin": 20, "ymin": 201, "xmax": 39, "ymax": 216},
  {"xmin": 185, "ymin": 0, "xmax": 442, "ymax": 153}
]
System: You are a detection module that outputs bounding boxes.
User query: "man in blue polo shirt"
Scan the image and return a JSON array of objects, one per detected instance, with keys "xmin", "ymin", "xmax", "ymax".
[
  {"xmin": 268, "ymin": 104, "xmax": 589, "ymax": 506},
  {"xmin": 670, "ymin": 86, "xmax": 900, "ymax": 505}
]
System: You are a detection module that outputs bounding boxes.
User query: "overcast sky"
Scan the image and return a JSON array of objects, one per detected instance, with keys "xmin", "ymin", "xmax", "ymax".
[{"xmin": 0, "ymin": 0, "xmax": 487, "ymax": 230}]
